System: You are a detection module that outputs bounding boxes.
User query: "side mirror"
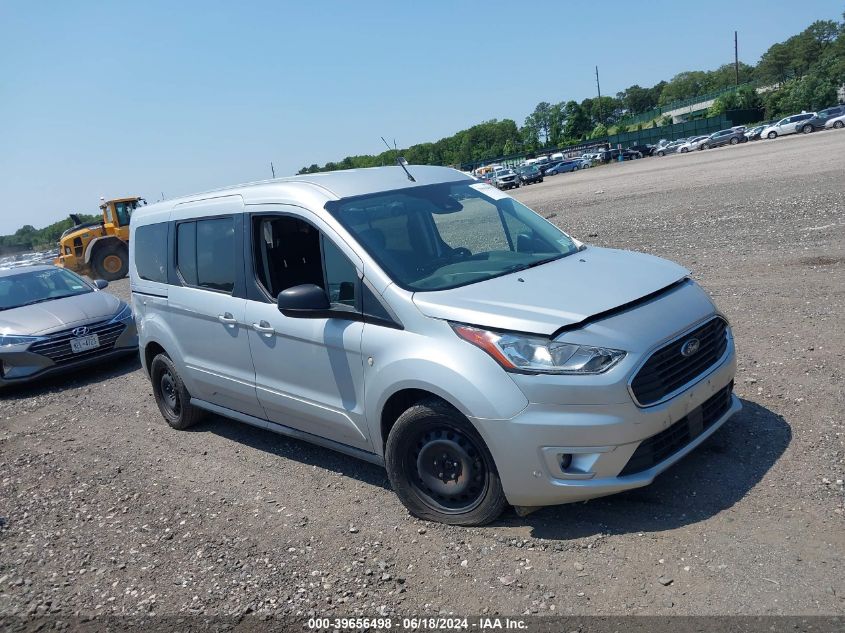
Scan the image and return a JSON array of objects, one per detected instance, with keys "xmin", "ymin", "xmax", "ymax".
[
  {"xmin": 94, "ymin": 279, "xmax": 109, "ymax": 290},
  {"xmin": 277, "ymin": 284, "xmax": 330, "ymax": 317}
]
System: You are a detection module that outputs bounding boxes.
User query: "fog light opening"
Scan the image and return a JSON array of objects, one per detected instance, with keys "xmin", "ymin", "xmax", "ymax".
[{"xmin": 559, "ymin": 453, "xmax": 573, "ymax": 471}]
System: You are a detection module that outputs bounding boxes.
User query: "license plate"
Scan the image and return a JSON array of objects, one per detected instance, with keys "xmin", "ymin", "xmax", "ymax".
[{"xmin": 70, "ymin": 334, "xmax": 100, "ymax": 353}]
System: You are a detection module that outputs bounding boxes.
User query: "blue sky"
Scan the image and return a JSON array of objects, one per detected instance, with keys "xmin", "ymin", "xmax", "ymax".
[{"xmin": 1, "ymin": 0, "xmax": 842, "ymax": 233}]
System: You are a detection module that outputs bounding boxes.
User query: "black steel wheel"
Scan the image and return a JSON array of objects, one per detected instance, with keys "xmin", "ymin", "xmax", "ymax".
[
  {"xmin": 385, "ymin": 399, "xmax": 507, "ymax": 525},
  {"xmin": 150, "ymin": 353, "xmax": 205, "ymax": 430}
]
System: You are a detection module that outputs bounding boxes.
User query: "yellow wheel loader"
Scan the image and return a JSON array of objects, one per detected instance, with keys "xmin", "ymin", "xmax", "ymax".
[{"xmin": 54, "ymin": 197, "xmax": 145, "ymax": 281}]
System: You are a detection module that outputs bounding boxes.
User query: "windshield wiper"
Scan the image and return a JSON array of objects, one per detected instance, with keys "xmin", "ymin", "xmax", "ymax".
[{"xmin": 505, "ymin": 254, "xmax": 567, "ymax": 275}]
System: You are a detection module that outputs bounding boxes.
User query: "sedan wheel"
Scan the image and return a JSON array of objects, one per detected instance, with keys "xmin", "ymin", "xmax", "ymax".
[
  {"xmin": 767, "ymin": 131, "xmax": 777, "ymax": 139},
  {"xmin": 730, "ymin": 137, "xmax": 739, "ymax": 145},
  {"xmin": 802, "ymin": 124, "xmax": 813, "ymax": 134},
  {"xmin": 833, "ymin": 120, "xmax": 844, "ymax": 129}
]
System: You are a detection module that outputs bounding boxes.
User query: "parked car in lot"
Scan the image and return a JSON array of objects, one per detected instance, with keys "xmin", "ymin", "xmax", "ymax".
[
  {"xmin": 824, "ymin": 113, "xmax": 845, "ymax": 129},
  {"xmin": 0, "ymin": 265, "xmax": 137, "ymax": 387},
  {"xmin": 761, "ymin": 112, "xmax": 816, "ymax": 139},
  {"xmin": 131, "ymin": 165, "xmax": 740, "ymax": 525},
  {"xmin": 744, "ymin": 125, "xmax": 767, "ymax": 141},
  {"xmin": 701, "ymin": 129, "xmax": 747, "ymax": 149},
  {"xmin": 655, "ymin": 140, "xmax": 687, "ymax": 156},
  {"xmin": 517, "ymin": 165, "xmax": 543, "ymax": 185},
  {"xmin": 797, "ymin": 105, "xmax": 845, "ymax": 133},
  {"xmin": 545, "ymin": 159, "xmax": 581, "ymax": 175},
  {"xmin": 677, "ymin": 136, "xmax": 710, "ymax": 153},
  {"xmin": 628, "ymin": 144, "xmax": 655, "ymax": 157},
  {"xmin": 492, "ymin": 169, "xmax": 519, "ymax": 190}
]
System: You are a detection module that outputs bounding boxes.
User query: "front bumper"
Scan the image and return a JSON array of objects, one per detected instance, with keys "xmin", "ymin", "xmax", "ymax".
[
  {"xmin": 0, "ymin": 321, "xmax": 138, "ymax": 387},
  {"xmin": 471, "ymin": 343, "xmax": 739, "ymax": 507}
]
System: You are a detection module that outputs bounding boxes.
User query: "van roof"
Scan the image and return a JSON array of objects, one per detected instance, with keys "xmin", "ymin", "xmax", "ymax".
[{"xmin": 135, "ymin": 165, "xmax": 470, "ymax": 219}]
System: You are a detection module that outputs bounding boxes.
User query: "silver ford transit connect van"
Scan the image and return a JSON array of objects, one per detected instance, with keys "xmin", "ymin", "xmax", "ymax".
[{"xmin": 130, "ymin": 165, "xmax": 739, "ymax": 525}]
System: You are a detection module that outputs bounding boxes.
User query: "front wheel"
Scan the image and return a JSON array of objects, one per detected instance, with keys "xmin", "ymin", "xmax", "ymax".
[
  {"xmin": 657, "ymin": 150, "xmax": 665, "ymax": 157},
  {"xmin": 385, "ymin": 399, "xmax": 508, "ymax": 526},
  {"xmin": 730, "ymin": 137, "xmax": 739, "ymax": 145},
  {"xmin": 801, "ymin": 124, "xmax": 813, "ymax": 134},
  {"xmin": 92, "ymin": 243, "xmax": 128, "ymax": 281},
  {"xmin": 701, "ymin": 143, "xmax": 711, "ymax": 150},
  {"xmin": 833, "ymin": 120, "xmax": 844, "ymax": 129},
  {"xmin": 680, "ymin": 147, "xmax": 688, "ymax": 153},
  {"xmin": 767, "ymin": 131, "xmax": 777, "ymax": 139}
]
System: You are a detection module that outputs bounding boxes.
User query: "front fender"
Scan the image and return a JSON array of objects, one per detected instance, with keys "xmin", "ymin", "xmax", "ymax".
[{"xmin": 362, "ymin": 321, "xmax": 529, "ymax": 454}]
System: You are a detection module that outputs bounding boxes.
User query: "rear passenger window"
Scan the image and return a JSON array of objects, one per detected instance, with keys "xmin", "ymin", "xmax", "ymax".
[
  {"xmin": 135, "ymin": 223, "xmax": 168, "ymax": 283},
  {"xmin": 176, "ymin": 217, "xmax": 235, "ymax": 293}
]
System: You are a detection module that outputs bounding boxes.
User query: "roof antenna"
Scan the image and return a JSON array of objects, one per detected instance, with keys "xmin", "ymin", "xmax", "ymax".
[{"xmin": 381, "ymin": 136, "xmax": 415, "ymax": 182}]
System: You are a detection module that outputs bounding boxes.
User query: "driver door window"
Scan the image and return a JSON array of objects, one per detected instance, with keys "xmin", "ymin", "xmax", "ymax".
[{"xmin": 253, "ymin": 215, "xmax": 358, "ymax": 311}]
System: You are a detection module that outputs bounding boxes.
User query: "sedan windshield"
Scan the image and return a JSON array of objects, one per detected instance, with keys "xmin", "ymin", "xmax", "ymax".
[
  {"xmin": 0, "ymin": 267, "xmax": 92, "ymax": 311},
  {"xmin": 326, "ymin": 180, "xmax": 579, "ymax": 291}
]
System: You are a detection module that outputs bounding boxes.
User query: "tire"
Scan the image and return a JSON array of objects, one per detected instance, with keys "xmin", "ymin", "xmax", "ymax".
[
  {"xmin": 701, "ymin": 143, "xmax": 711, "ymax": 150},
  {"xmin": 680, "ymin": 147, "xmax": 688, "ymax": 153},
  {"xmin": 767, "ymin": 131, "xmax": 777, "ymax": 139},
  {"xmin": 385, "ymin": 399, "xmax": 508, "ymax": 526},
  {"xmin": 150, "ymin": 354, "xmax": 206, "ymax": 430},
  {"xmin": 657, "ymin": 150, "xmax": 665, "ymax": 157},
  {"xmin": 801, "ymin": 124, "xmax": 813, "ymax": 134},
  {"xmin": 730, "ymin": 137, "xmax": 739, "ymax": 145},
  {"xmin": 834, "ymin": 121, "xmax": 844, "ymax": 129},
  {"xmin": 92, "ymin": 242, "xmax": 128, "ymax": 281}
]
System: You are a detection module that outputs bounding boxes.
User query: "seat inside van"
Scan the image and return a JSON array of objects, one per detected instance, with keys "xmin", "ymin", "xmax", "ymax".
[{"xmin": 255, "ymin": 216, "xmax": 324, "ymax": 297}]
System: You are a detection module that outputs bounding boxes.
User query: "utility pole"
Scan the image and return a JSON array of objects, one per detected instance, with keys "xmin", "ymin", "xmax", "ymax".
[
  {"xmin": 595, "ymin": 66, "xmax": 603, "ymax": 124},
  {"xmin": 734, "ymin": 31, "xmax": 739, "ymax": 86},
  {"xmin": 270, "ymin": 162, "xmax": 276, "ymax": 178}
]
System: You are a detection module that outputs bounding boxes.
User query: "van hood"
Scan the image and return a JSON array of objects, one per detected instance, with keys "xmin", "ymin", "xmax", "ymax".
[
  {"xmin": 0, "ymin": 291, "xmax": 122, "ymax": 335},
  {"xmin": 412, "ymin": 246, "xmax": 688, "ymax": 336}
]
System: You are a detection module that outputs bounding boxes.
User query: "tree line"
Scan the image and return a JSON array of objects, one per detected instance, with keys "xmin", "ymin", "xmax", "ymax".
[
  {"xmin": 298, "ymin": 14, "xmax": 845, "ymax": 174},
  {"xmin": 0, "ymin": 214, "xmax": 98, "ymax": 254}
]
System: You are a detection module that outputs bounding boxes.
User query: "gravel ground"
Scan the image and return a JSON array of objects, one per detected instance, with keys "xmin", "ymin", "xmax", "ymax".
[{"xmin": 1, "ymin": 130, "xmax": 844, "ymax": 619}]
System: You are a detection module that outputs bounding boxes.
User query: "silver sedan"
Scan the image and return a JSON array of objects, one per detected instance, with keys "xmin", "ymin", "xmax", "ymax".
[{"xmin": 0, "ymin": 265, "xmax": 137, "ymax": 386}]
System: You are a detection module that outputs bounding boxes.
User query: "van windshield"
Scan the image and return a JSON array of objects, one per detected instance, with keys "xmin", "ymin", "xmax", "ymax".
[{"xmin": 325, "ymin": 181, "xmax": 579, "ymax": 291}]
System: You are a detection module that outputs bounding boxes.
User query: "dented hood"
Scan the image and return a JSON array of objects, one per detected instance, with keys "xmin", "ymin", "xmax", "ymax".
[{"xmin": 412, "ymin": 246, "xmax": 688, "ymax": 335}]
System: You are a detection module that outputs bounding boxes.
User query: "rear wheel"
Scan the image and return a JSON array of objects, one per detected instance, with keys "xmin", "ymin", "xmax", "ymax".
[
  {"xmin": 150, "ymin": 354, "xmax": 206, "ymax": 430},
  {"xmin": 385, "ymin": 399, "xmax": 507, "ymax": 526},
  {"xmin": 801, "ymin": 124, "xmax": 813, "ymax": 134},
  {"xmin": 92, "ymin": 243, "xmax": 128, "ymax": 281}
]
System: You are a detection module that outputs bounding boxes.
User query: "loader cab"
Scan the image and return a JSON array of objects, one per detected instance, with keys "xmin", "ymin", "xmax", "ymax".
[{"xmin": 101, "ymin": 198, "xmax": 145, "ymax": 240}]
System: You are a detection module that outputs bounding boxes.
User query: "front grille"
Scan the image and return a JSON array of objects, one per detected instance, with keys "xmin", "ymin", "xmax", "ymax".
[
  {"xmin": 631, "ymin": 317, "xmax": 728, "ymax": 406},
  {"xmin": 29, "ymin": 320, "xmax": 126, "ymax": 366},
  {"xmin": 619, "ymin": 382, "xmax": 733, "ymax": 476}
]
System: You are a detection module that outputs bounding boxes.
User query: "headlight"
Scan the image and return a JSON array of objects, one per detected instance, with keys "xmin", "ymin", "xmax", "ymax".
[
  {"xmin": 0, "ymin": 334, "xmax": 45, "ymax": 348},
  {"xmin": 109, "ymin": 303, "xmax": 133, "ymax": 323},
  {"xmin": 452, "ymin": 324, "xmax": 625, "ymax": 375}
]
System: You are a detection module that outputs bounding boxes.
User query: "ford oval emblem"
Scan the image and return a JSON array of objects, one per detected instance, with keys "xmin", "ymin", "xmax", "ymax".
[
  {"xmin": 680, "ymin": 338, "xmax": 701, "ymax": 357},
  {"xmin": 72, "ymin": 326, "xmax": 90, "ymax": 337}
]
